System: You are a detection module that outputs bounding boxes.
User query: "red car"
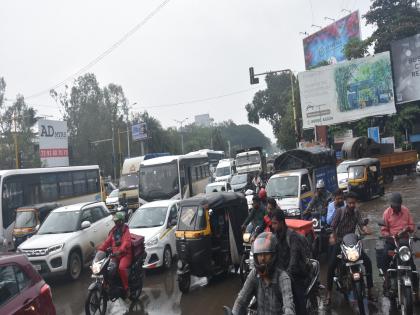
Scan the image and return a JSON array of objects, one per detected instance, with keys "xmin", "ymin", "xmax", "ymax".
[{"xmin": 0, "ymin": 252, "xmax": 56, "ymax": 315}]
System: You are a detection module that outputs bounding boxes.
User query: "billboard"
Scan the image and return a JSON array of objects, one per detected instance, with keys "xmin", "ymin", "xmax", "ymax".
[
  {"xmin": 299, "ymin": 52, "xmax": 396, "ymax": 129},
  {"xmin": 391, "ymin": 33, "xmax": 420, "ymax": 104},
  {"xmin": 38, "ymin": 119, "xmax": 69, "ymax": 167},
  {"xmin": 367, "ymin": 126, "xmax": 380, "ymax": 143},
  {"xmin": 303, "ymin": 11, "xmax": 360, "ymax": 69},
  {"xmin": 132, "ymin": 122, "xmax": 147, "ymax": 141}
]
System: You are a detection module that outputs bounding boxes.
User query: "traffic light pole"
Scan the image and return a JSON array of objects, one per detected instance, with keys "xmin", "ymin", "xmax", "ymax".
[{"xmin": 248, "ymin": 67, "xmax": 299, "ymax": 147}]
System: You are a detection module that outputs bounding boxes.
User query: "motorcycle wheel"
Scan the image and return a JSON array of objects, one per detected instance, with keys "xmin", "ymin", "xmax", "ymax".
[
  {"xmin": 85, "ymin": 288, "xmax": 107, "ymax": 315},
  {"xmin": 239, "ymin": 254, "xmax": 249, "ymax": 284},
  {"xmin": 353, "ymin": 281, "xmax": 366, "ymax": 315},
  {"xmin": 178, "ymin": 273, "xmax": 191, "ymax": 293},
  {"xmin": 402, "ymin": 286, "xmax": 413, "ymax": 315},
  {"xmin": 129, "ymin": 265, "xmax": 144, "ymax": 301}
]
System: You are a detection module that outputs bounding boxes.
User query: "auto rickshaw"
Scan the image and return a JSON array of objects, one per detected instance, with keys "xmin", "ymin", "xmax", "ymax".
[
  {"xmin": 347, "ymin": 158, "xmax": 385, "ymax": 200},
  {"xmin": 12, "ymin": 202, "xmax": 61, "ymax": 248},
  {"xmin": 175, "ymin": 192, "xmax": 248, "ymax": 293}
]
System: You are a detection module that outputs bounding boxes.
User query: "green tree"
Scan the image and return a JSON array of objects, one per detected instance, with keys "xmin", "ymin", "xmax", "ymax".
[
  {"xmin": 245, "ymin": 73, "xmax": 300, "ymax": 150},
  {"xmin": 344, "ymin": 38, "xmax": 371, "ymax": 59}
]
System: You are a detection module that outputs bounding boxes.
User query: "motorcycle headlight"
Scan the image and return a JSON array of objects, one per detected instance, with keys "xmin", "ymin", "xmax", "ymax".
[
  {"xmin": 345, "ymin": 247, "xmax": 360, "ymax": 262},
  {"xmin": 312, "ymin": 218, "xmax": 319, "ymax": 228},
  {"xmin": 47, "ymin": 243, "xmax": 64, "ymax": 254},
  {"xmin": 243, "ymin": 233, "xmax": 251, "ymax": 243},
  {"xmin": 145, "ymin": 236, "xmax": 158, "ymax": 248},
  {"xmin": 92, "ymin": 262, "xmax": 102, "ymax": 274},
  {"xmin": 286, "ymin": 208, "xmax": 301, "ymax": 217},
  {"xmin": 399, "ymin": 246, "xmax": 411, "ymax": 262}
]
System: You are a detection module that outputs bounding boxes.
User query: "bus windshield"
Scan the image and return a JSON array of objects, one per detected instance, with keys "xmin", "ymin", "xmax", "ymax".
[
  {"xmin": 15, "ymin": 211, "xmax": 37, "ymax": 228},
  {"xmin": 120, "ymin": 174, "xmax": 138, "ymax": 189},
  {"xmin": 266, "ymin": 176, "xmax": 299, "ymax": 198},
  {"xmin": 236, "ymin": 154, "xmax": 260, "ymax": 167},
  {"xmin": 139, "ymin": 162, "xmax": 179, "ymax": 201}
]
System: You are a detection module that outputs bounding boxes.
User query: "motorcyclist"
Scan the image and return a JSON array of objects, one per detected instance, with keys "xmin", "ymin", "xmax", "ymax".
[
  {"xmin": 98, "ymin": 211, "xmax": 132, "ymax": 297},
  {"xmin": 259, "ymin": 187, "xmax": 268, "ymax": 208},
  {"xmin": 232, "ymin": 232, "xmax": 295, "ymax": 315},
  {"xmin": 303, "ymin": 179, "xmax": 331, "ymax": 220},
  {"xmin": 270, "ymin": 209, "xmax": 312, "ymax": 315},
  {"xmin": 380, "ymin": 192, "xmax": 417, "ymax": 296},
  {"xmin": 325, "ymin": 192, "xmax": 375, "ymax": 305},
  {"xmin": 242, "ymin": 195, "xmax": 266, "ymax": 233},
  {"xmin": 252, "ymin": 172, "xmax": 262, "ymax": 191}
]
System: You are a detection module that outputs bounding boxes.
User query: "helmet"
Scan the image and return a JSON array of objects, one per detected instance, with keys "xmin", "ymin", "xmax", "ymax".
[
  {"xmin": 316, "ymin": 179, "xmax": 325, "ymax": 189},
  {"xmin": 389, "ymin": 192, "xmax": 402, "ymax": 207},
  {"xmin": 252, "ymin": 232, "xmax": 277, "ymax": 276},
  {"xmin": 113, "ymin": 211, "xmax": 125, "ymax": 222},
  {"xmin": 258, "ymin": 188, "xmax": 267, "ymax": 200}
]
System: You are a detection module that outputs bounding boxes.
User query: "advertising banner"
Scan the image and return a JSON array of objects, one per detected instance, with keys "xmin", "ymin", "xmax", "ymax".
[
  {"xmin": 367, "ymin": 126, "xmax": 380, "ymax": 143},
  {"xmin": 299, "ymin": 52, "xmax": 396, "ymax": 129},
  {"xmin": 391, "ymin": 33, "xmax": 420, "ymax": 104},
  {"xmin": 303, "ymin": 11, "xmax": 360, "ymax": 69},
  {"xmin": 333, "ymin": 129, "xmax": 353, "ymax": 143},
  {"xmin": 132, "ymin": 122, "xmax": 147, "ymax": 141},
  {"xmin": 38, "ymin": 119, "xmax": 69, "ymax": 167}
]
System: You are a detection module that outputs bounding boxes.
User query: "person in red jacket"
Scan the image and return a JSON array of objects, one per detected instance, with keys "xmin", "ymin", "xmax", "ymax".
[{"xmin": 99, "ymin": 211, "xmax": 132, "ymax": 294}]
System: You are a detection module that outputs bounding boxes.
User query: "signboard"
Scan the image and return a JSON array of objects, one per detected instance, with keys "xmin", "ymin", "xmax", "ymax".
[
  {"xmin": 333, "ymin": 129, "xmax": 353, "ymax": 143},
  {"xmin": 381, "ymin": 136, "xmax": 395, "ymax": 149},
  {"xmin": 38, "ymin": 119, "xmax": 69, "ymax": 167},
  {"xmin": 367, "ymin": 126, "xmax": 380, "ymax": 143},
  {"xmin": 132, "ymin": 122, "xmax": 147, "ymax": 141},
  {"xmin": 299, "ymin": 52, "xmax": 396, "ymax": 129},
  {"xmin": 303, "ymin": 11, "xmax": 360, "ymax": 69},
  {"xmin": 391, "ymin": 33, "xmax": 420, "ymax": 104}
]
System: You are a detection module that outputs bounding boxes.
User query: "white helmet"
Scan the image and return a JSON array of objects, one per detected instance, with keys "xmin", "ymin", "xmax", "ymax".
[{"xmin": 316, "ymin": 179, "xmax": 325, "ymax": 189}]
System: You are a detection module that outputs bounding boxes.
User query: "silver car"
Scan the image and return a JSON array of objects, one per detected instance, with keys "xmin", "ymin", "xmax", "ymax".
[{"xmin": 18, "ymin": 202, "xmax": 114, "ymax": 280}]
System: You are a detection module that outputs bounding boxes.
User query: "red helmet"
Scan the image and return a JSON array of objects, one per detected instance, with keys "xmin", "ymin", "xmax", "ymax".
[{"xmin": 258, "ymin": 188, "xmax": 267, "ymax": 200}]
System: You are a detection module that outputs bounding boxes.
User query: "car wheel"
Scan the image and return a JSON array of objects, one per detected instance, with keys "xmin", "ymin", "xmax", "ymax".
[
  {"xmin": 163, "ymin": 246, "xmax": 172, "ymax": 270},
  {"xmin": 68, "ymin": 251, "xmax": 82, "ymax": 280}
]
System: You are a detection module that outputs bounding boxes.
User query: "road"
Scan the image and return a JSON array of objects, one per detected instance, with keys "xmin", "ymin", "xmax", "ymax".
[{"xmin": 49, "ymin": 174, "xmax": 420, "ymax": 315}]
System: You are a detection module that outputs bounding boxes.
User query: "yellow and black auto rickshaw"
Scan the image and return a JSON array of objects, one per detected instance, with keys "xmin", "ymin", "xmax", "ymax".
[
  {"xmin": 175, "ymin": 192, "xmax": 248, "ymax": 293},
  {"xmin": 347, "ymin": 158, "xmax": 385, "ymax": 200}
]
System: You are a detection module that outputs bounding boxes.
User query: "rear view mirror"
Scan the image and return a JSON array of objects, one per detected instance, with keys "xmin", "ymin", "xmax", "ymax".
[
  {"xmin": 81, "ymin": 221, "xmax": 91, "ymax": 230},
  {"xmin": 301, "ymin": 184, "xmax": 307, "ymax": 191},
  {"xmin": 170, "ymin": 218, "xmax": 177, "ymax": 226}
]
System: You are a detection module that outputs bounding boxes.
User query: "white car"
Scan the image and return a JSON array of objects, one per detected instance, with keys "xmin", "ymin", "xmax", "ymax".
[
  {"xmin": 337, "ymin": 160, "xmax": 354, "ymax": 191},
  {"xmin": 205, "ymin": 181, "xmax": 232, "ymax": 194},
  {"xmin": 416, "ymin": 161, "xmax": 420, "ymax": 173},
  {"xmin": 129, "ymin": 200, "xmax": 179, "ymax": 270},
  {"xmin": 18, "ymin": 202, "xmax": 113, "ymax": 280},
  {"xmin": 105, "ymin": 188, "xmax": 119, "ymax": 212}
]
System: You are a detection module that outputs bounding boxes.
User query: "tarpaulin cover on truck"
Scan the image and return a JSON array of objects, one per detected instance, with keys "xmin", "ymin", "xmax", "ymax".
[{"xmin": 274, "ymin": 147, "xmax": 336, "ymax": 172}]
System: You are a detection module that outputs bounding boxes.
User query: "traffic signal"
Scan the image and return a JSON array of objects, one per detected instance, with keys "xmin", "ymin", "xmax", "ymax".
[{"xmin": 249, "ymin": 67, "xmax": 259, "ymax": 85}]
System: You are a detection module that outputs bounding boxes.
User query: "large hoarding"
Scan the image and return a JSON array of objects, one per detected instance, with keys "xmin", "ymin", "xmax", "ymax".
[
  {"xmin": 38, "ymin": 119, "xmax": 69, "ymax": 167},
  {"xmin": 303, "ymin": 11, "xmax": 360, "ymax": 70},
  {"xmin": 299, "ymin": 52, "xmax": 396, "ymax": 129},
  {"xmin": 391, "ymin": 33, "xmax": 420, "ymax": 104}
]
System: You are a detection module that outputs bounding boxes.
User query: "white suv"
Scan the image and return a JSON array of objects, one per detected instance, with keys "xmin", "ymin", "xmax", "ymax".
[{"xmin": 18, "ymin": 202, "xmax": 113, "ymax": 280}]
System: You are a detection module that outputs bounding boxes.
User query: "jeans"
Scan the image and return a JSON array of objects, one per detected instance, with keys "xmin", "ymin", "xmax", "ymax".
[
  {"xmin": 327, "ymin": 244, "xmax": 373, "ymax": 290},
  {"xmin": 292, "ymin": 277, "xmax": 308, "ymax": 315}
]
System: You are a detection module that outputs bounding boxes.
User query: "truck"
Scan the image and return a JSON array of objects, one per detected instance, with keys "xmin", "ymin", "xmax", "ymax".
[
  {"xmin": 119, "ymin": 153, "xmax": 169, "ymax": 209},
  {"xmin": 341, "ymin": 137, "xmax": 417, "ymax": 183},
  {"xmin": 266, "ymin": 147, "xmax": 338, "ymax": 218},
  {"xmin": 235, "ymin": 147, "xmax": 266, "ymax": 175}
]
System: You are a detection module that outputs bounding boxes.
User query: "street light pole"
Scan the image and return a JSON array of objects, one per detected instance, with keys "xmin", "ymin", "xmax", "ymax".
[
  {"xmin": 127, "ymin": 102, "xmax": 137, "ymax": 158},
  {"xmin": 111, "ymin": 125, "xmax": 116, "ymax": 181},
  {"xmin": 174, "ymin": 118, "xmax": 188, "ymax": 154}
]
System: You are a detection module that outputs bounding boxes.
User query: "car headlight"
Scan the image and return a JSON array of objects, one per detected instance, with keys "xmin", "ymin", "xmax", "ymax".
[
  {"xmin": 399, "ymin": 246, "xmax": 411, "ymax": 262},
  {"xmin": 286, "ymin": 208, "xmax": 301, "ymax": 216},
  {"xmin": 47, "ymin": 243, "xmax": 64, "ymax": 254},
  {"xmin": 145, "ymin": 236, "xmax": 158, "ymax": 248}
]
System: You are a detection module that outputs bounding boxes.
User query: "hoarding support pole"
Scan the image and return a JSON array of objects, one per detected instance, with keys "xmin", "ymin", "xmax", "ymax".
[
  {"xmin": 289, "ymin": 71, "xmax": 299, "ymax": 148},
  {"xmin": 112, "ymin": 126, "xmax": 116, "ymax": 182},
  {"xmin": 140, "ymin": 141, "xmax": 144, "ymax": 156},
  {"xmin": 13, "ymin": 112, "xmax": 19, "ymax": 169},
  {"xmin": 118, "ymin": 127, "xmax": 122, "ymax": 171},
  {"xmin": 127, "ymin": 124, "xmax": 131, "ymax": 158}
]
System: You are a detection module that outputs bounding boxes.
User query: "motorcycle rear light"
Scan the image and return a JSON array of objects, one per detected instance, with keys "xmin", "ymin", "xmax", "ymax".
[
  {"xmin": 352, "ymin": 272, "xmax": 361, "ymax": 280},
  {"xmin": 40, "ymin": 283, "xmax": 52, "ymax": 299}
]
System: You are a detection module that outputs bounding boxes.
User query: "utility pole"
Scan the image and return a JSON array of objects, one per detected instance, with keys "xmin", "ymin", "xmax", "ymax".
[
  {"xmin": 127, "ymin": 124, "xmax": 131, "ymax": 158},
  {"xmin": 13, "ymin": 112, "xmax": 19, "ymax": 169},
  {"xmin": 118, "ymin": 127, "xmax": 122, "ymax": 171},
  {"xmin": 111, "ymin": 125, "xmax": 116, "ymax": 182},
  {"xmin": 174, "ymin": 117, "xmax": 188, "ymax": 154}
]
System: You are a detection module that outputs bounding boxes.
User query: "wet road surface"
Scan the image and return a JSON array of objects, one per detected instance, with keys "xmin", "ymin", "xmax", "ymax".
[{"xmin": 49, "ymin": 174, "xmax": 420, "ymax": 314}]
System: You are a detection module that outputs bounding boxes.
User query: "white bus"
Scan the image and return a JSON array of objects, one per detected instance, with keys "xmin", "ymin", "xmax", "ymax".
[
  {"xmin": 138, "ymin": 154, "xmax": 210, "ymax": 203},
  {"xmin": 0, "ymin": 165, "xmax": 103, "ymax": 251}
]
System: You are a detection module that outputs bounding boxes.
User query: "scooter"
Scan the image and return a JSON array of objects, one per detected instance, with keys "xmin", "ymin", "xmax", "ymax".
[{"xmin": 377, "ymin": 224, "xmax": 420, "ymax": 315}]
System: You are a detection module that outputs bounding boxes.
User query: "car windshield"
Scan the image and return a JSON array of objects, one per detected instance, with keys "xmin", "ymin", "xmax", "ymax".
[
  {"xmin": 231, "ymin": 174, "xmax": 247, "ymax": 185},
  {"xmin": 129, "ymin": 207, "xmax": 168, "ymax": 228},
  {"xmin": 119, "ymin": 174, "xmax": 138, "ymax": 189},
  {"xmin": 38, "ymin": 211, "xmax": 80, "ymax": 234},
  {"xmin": 337, "ymin": 163, "xmax": 350, "ymax": 173},
  {"xmin": 348, "ymin": 166, "xmax": 365, "ymax": 179},
  {"xmin": 139, "ymin": 162, "xmax": 179, "ymax": 201},
  {"xmin": 15, "ymin": 211, "xmax": 36, "ymax": 228},
  {"xmin": 236, "ymin": 153, "xmax": 261, "ymax": 166},
  {"xmin": 266, "ymin": 176, "xmax": 299, "ymax": 198},
  {"xmin": 205, "ymin": 184, "xmax": 225, "ymax": 194},
  {"xmin": 109, "ymin": 189, "xmax": 119, "ymax": 198},
  {"xmin": 215, "ymin": 166, "xmax": 230, "ymax": 177}
]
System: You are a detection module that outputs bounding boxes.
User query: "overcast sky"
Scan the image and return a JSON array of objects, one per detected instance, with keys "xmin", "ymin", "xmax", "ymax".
[{"xmin": 0, "ymin": 0, "xmax": 374, "ymax": 142}]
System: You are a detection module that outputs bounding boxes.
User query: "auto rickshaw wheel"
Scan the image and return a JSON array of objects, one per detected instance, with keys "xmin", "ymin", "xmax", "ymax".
[{"xmin": 178, "ymin": 273, "xmax": 190, "ymax": 293}]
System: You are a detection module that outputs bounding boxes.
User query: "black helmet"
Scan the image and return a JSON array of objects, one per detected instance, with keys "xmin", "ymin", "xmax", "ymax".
[
  {"xmin": 390, "ymin": 192, "xmax": 402, "ymax": 207},
  {"xmin": 252, "ymin": 232, "xmax": 277, "ymax": 276}
]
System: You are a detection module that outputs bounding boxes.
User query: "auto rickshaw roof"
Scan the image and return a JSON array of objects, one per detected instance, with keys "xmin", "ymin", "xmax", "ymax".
[
  {"xmin": 274, "ymin": 147, "xmax": 336, "ymax": 172},
  {"xmin": 16, "ymin": 202, "xmax": 61, "ymax": 212},
  {"xmin": 179, "ymin": 192, "xmax": 247, "ymax": 210}
]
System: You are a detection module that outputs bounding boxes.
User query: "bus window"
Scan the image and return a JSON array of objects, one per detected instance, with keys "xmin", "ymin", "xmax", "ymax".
[
  {"xmin": 200, "ymin": 166, "xmax": 203, "ymax": 179},
  {"xmin": 86, "ymin": 171, "xmax": 99, "ymax": 194},
  {"xmin": 23, "ymin": 174, "xmax": 41, "ymax": 205},
  {"xmin": 73, "ymin": 172, "xmax": 87, "ymax": 195},
  {"xmin": 2, "ymin": 180, "xmax": 24, "ymax": 229},
  {"xmin": 58, "ymin": 172, "xmax": 73, "ymax": 198},
  {"xmin": 40, "ymin": 174, "xmax": 58, "ymax": 202}
]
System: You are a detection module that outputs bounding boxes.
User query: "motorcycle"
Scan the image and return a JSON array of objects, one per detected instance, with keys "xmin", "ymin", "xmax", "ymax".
[
  {"xmin": 239, "ymin": 223, "xmax": 255, "ymax": 283},
  {"xmin": 378, "ymin": 225, "xmax": 419, "ymax": 315},
  {"xmin": 310, "ymin": 211, "xmax": 331, "ymax": 259},
  {"xmin": 226, "ymin": 258, "xmax": 321, "ymax": 315},
  {"xmin": 85, "ymin": 236, "xmax": 145, "ymax": 315},
  {"xmin": 333, "ymin": 233, "xmax": 367, "ymax": 315}
]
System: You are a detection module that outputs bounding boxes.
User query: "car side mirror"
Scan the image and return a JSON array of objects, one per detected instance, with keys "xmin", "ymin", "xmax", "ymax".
[
  {"xmin": 81, "ymin": 221, "xmax": 91, "ymax": 230},
  {"xmin": 170, "ymin": 218, "xmax": 177, "ymax": 227},
  {"xmin": 301, "ymin": 184, "xmax": 307, "ymax": 192}
]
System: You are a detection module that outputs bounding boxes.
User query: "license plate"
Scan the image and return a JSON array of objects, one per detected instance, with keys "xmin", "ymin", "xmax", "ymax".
[{"xmin": 34, "ymin": 264, "xmax": 41, "ymax": 271}]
